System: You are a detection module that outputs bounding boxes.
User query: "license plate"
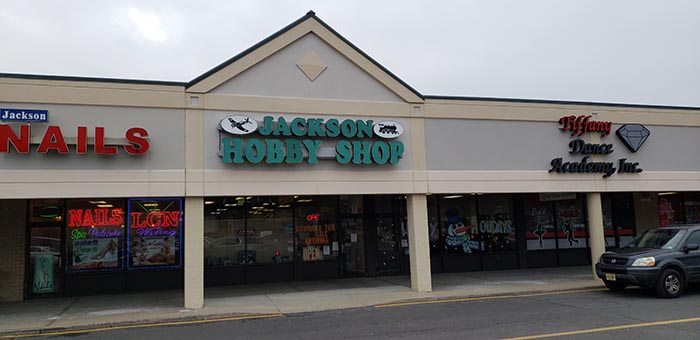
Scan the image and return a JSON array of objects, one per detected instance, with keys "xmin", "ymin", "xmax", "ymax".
[{"xmin": 606, "ymin": 273, "xmax": 616, "ymax": 281}]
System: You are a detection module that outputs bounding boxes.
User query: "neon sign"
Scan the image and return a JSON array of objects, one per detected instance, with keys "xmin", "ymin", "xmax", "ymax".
[
  {"xmin": 130, "ymin": 211, "xmax": 181, "ymax": 228},
  {"xmin": 68, "ymin": 208, "xmax": 124, "ymax": 227},
  {"xmin": 127, "ymin": 198, "xmax": 183, "ymax": 270}
]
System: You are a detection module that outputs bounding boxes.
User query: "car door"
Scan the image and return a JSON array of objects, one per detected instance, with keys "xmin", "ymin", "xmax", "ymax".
[{"xmin": 679, "ymin": 230, "xmax": 700, "ymax": 282}]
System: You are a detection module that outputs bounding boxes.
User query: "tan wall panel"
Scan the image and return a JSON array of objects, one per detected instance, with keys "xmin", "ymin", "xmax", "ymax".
[
  {"xmin": 188, "ymin": 21, "xmax": 315, "ymax": 93},
  {"xmin": 0, "ymin": 170, "xmax": 185, "ymax": 198},
  {"xmin": 203, "ymin": 169, "xmax": 414, "ymax": 183},
  {"xmin": 0, "ymin": 182, "xmax": 184, "ymax": 199},
  {"xmin": 201, "ymin": 169, "xmax": 420, "ymax": 196},
  {"xmin": 199, "ymin": 94, "xmax": 410, "ymax": 117},
  {"xmin": 188, "ymin": 19, "xmax": 422, "ymax": 103},
  {"xmin": 203, "ymin": 180, "xmax": 416, "ymax": 196},
  {"xmin": 0, "ymin": 77, "xmax": 183, "ymax": 92},
  {"xmin": 427, "ymin": 170, "xmax": 700, "ymax": 194},
  {"xmin": 0, "ymin": 170, "xmax": 184, "ymax": 183},
  {"xmin": 0, "ymin": 83, "xmax": 185, "ymax": 108},
  {"xmin": 425, "ymin": 101, "xmax": 700, "ymax": 127}
]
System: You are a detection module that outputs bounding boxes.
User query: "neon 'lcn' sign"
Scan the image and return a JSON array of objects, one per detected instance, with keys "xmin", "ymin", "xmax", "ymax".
[
  {"xmin": 68, "ymin": 208, "xmax": 124, "ymax": 227},
  {"xmin": 129, "ymin": 211, "xmax": 181, "ymax": 228}
]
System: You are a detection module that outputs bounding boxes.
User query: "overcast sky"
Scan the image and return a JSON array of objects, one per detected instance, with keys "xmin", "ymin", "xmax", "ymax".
[{"xmin": 2, "ymin": 1, "xmax": 699, "ymax": 107}]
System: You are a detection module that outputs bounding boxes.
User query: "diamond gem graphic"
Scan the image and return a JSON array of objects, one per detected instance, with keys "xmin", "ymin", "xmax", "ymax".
[{"xmin": 616, "ymin": 124, "xmax": 650, "ymax": 152}]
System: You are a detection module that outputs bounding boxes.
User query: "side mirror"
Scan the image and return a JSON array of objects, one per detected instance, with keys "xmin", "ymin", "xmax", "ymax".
[{"xmin": 684, "ymin": 243, "xmax": 699, "ymax": 253}]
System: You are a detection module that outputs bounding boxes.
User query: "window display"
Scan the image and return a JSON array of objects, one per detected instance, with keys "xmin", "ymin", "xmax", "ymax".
[
  {"xmin": 555, "ymin": 196, "xmax": 587, "ymax": 249},
  {"xmin": 66, "ymin": 199, "xmax": 125, "ymax": 271},
  {"xmin": 439, "ymin": 195, "xmax": 481, "ymax": 254},
  {"xmin": 30, "ymin": 226, "xmax": 61, "ymax": 294},
  {"xmin": 659, "ymin": 194, "xmax": 683, "ymax": 226},
  {"xmin": 427, "ymin": 195, "xmax": 441, "ymax": 255},
  {"xmin": 295, "ymin": 196, "xmax": 338, "ymax": 261},
  {"xmin": 204, "ymin": 197, "xmax": 245, "ymax": 266},
  {"xmin": 682, "ymin": 193, "xmax": 700, "ymax": 224},
  {"xmin": 128, "ymin": 198, "xmax": 182, "ymax": 269},
  {"xmin": 247, "ymin": 196, "xmax": 293, "ymax": 264},
  {"xmin": 478, "ymin": 194, "xmax": 516, "ymax": 252},
  {"xmin": 524, "ymin": 194, "xmax": 557, "ymax": 250},
  {"xmin": 340, "ymin": 195, "xmax": 365, "ymax": 274}
]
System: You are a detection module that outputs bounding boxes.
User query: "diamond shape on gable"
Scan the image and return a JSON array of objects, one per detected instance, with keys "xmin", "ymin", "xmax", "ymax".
[{"xmin": 296, "ymin": 51, "xmax": 328, "ymax": 81}]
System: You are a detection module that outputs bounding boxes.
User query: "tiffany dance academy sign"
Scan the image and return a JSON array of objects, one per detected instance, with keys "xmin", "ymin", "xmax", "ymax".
[{"xmin": 548, "ymin": 115, "xmax": 649, "ymax": 178}]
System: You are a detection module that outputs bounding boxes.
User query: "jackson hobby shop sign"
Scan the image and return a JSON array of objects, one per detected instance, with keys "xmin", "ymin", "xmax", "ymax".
[
  {"xmin": 218, "ymin": 115, "xmax": 404, "ymax": 165},
  {"xmin": 548, "ymin": 115, "xmax": 650, "ymax": 178}
]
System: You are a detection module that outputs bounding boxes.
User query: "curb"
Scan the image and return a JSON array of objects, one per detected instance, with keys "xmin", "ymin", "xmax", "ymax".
[{"xmin": 0, "ymin": 284, "xmax": 605, "ymax": 338}]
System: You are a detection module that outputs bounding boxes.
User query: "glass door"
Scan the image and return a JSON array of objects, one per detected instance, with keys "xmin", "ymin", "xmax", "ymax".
[
  {"xmin": 340, "ymin": 196, "xmax": 366, "ymax": 277},
  {"xmin": 29, "ymin": 226, "xmax": 63, "ymax": 296}
]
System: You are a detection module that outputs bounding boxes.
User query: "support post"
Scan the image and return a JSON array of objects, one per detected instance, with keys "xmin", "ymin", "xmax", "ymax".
[
  {"xmin": 184, "ymin": 197, "xmax": 204, "ymax": 309},
  {"xmin": 406, "ymin": 194, "xmax": 432, "ymax": 292},
  {"xmin": 587, "ymin": 192, "xmax": 605, "ymax": 279}
]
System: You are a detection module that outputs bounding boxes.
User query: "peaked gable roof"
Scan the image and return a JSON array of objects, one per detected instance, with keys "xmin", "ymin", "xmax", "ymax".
[{"xmin": 186, "ymin": 11, "xmax": 424, "ymax": 103}]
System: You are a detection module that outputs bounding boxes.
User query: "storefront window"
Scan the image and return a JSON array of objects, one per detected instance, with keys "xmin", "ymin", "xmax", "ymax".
[
  {"xmin": 524, "ymin": 194, "xmax": 557, "ymax": 251},
  {"xmin": 601, "ymin": 195, "xmax": 616, "ymax": 247},
  {"xmin": 478, "ymin": 194, "xmax": 516, "ymax": 252},
  {"xmin": 427, "ymin": 195, "xmax": 441, "ymax": 255},
  {"xmin": 247, "ymin": 196, "xmax": 294, "ymax": 264},
  {"xmin": 659, "ymin": 193, "xmax": 683, "ymax": 226},
  {"xmin": 204, "ymin": 197, "xmax": 246, "ymax": 266},
  {"xmin": 66, "ymin": 199, "xmax": 125, "ymax": 272},
  {"xmin": 683, "ymin": 192, "xmax": 700, "ymax": 224},
  {"xmin": 339, "ymin": 195, "xmax": 365, "ymax": 273},
  {"xmin": 128, "ymin": 198, "xmax": 183, "ymax": 269},
  {"xmin": 295, "ymin": 196, "xmax": 338, "ymax": 261},
  {"xmin": 555, "ymin": 195, "xmax": 587, "ymax": 249},
  {"xmin": 439, "ymin": 195, "xmax": 480, "ymax": 254}
]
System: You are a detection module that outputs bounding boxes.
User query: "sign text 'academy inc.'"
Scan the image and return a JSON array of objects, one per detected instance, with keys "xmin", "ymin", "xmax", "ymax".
[
  {"xmin": 549, "ymin": 114, "xmax": 646, "ymax": 178},
  {"xmin": 219, "ymin": 115, "xmax": 405, "ymax": 165}
]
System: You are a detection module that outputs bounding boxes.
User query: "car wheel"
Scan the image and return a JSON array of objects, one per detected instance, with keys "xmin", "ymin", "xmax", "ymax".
[
  {"xmin": 604, "ymin": 280, "xmax": 627, "ymax": 291},
  {"xmin": 655, "ymin": 269, "xmax": 684, "ymax": 298}
]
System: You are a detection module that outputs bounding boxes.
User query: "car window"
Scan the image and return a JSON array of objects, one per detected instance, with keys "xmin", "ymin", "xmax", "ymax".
[
  {"xmin": 685, "ymin": 231, "xmax": 700, "ymax": 246},
  {"xmin": 625, "ymin": 229, "xmax": 687, "ymax": 249}
]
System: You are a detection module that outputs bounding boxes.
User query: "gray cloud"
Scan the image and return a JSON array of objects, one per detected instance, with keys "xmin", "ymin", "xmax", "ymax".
[{"xmin": 1, "ymin": 0, "xmax": 698, "ymax": 107}]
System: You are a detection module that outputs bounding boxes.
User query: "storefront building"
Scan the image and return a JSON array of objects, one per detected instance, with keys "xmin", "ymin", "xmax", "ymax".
[{"xmin": 1, "ymin": 12, "xmax": 699, "ymax": 308}]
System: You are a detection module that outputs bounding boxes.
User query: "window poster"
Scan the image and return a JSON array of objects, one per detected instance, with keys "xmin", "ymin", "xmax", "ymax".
[
  {"xmin": 524, "ymin": 195, "xmax": 557, "ymax": 251},
  {"xmin": 555, "ymin": 198, "xmax": 587, "ymax": 249},
  {"xmin": 66, "ymin": 199, "xmax": 125, "ymax": 271},
  {"xmin": 478, "ymin": 195, "xmax": 516, "ymax": 252},
  {"xmin": 33, "ymin": 252, "xmax": 55, "ymax": 294},
  {"xmin": 443, "ymin": 207, "xmax": 481, "ymax": 254},
  {"xmin": 128, "ymin": 198, "xmax": 183, "ymax": 269}
]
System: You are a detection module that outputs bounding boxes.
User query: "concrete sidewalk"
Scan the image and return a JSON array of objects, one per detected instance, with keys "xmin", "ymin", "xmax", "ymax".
[{"xmin": 0, "ymin": 266, "xmax": 603, "ymax": 336}]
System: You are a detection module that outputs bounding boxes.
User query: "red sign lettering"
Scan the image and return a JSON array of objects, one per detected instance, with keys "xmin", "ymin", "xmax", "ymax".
[
  {"xmin": 0, "ymin": 124, "xmax": 30, "ymax": 153},
  {"xmin": 68, "ymin": 208, "xmax": 124, "ymax": 227},
  {"xmin": 558, "ymin": 115, "xmax": 612, "ymax": 137},
  {"xmin": 0, "ymin": 125, "xmax": 150, "ymax": 155},
  {"xmin": 130, "ymin": 211, "xmax": 181, "ymax": 228}
]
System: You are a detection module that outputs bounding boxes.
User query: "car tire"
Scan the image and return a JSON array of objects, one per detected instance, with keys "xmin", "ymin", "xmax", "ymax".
[
  {"xmin": 603, "ymin": 280, "xmax": 627, "ymax": 291},
  {"xmin": 655, "ymin": 268, "xmax": 684, "ymax": 298}
]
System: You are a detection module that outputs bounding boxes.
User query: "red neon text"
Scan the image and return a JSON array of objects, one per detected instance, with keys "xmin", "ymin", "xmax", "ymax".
[
  {"xmin": 130, "ymin": 211, "xmax": 181, "ymax": 228},
  {"xmin": 68, "ymin": 208, "xmax": 124, "ymax": 227}
]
